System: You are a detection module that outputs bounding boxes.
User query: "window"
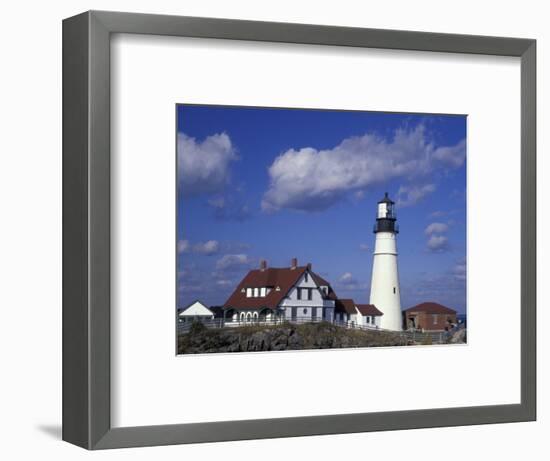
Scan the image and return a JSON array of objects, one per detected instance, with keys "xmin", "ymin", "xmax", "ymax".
[
  {"xmin": 260, "ymin": 287, "xmax": 266, "ymax": 297},
  {"xmin": 304, "ymin": 272, "xmax": 309, "ymax": 282},
  {"xmin": 303, "ymin": 308, "xmax": 308, "ymax": 315},
  {"xmin": 253, "ymin": 287, "xmax": 259, "ymax": 297},
  {"xmin": 433, "ymin": 314, "xmax": 438, "ymax": 324},
  {"xmin": 297, "ymin": 288, "xmax": 302, "ymax": 300},
  {"xmin": 393, "ymin": 287, "xmax": 396, "ymax": 294},
  {"xmin": 307, "ymin": 288, "xmax": 313, "ymax": 300},
  {"xmin": 246, "ymin": 288, "xmax": 252, "ymax": 298}
]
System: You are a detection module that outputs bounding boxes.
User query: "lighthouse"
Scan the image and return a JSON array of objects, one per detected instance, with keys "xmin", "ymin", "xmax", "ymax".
[{"xmin": 369, "ymin": 193, "xmax": 402, "ymax": 331}]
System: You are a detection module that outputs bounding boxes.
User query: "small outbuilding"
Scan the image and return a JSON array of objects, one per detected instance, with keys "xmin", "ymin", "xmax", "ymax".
[
  {"xmin": 355, "ymin": 304, "xmax": 383, "ymax": 328},
  {"xmin": 334, "ymin": 300, "xmax": 383, "ymax": 328},
  {"xmin": 403, "ymin": 302, "xmax": 458, "ymax": 332},
  {"xmin": 334, "ymin": 299, "xmax": 357, "ymax": 324},
  {"xmin": 178, "ymin": 300, "xmax": 214, "ymax": 323}
]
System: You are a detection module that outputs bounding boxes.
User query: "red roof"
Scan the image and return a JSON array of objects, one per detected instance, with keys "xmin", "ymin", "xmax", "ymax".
[
  {"xmin": 335, "ymin": 298, "xmax": 357, "ymax": 315},
  {"xmin": 310, "ymin": 272, "xmax": 338, "ymax": 300},
  {"xmin": 403, "ymin": 302, "xmax": 456, "ymax": 314},
  {"xmin": 356, "ymin": 304, "xmax": 383, "ymax": 317},
  {"xmin": 224, "ymin": 266, "xmax": 336, "ymax": 310}
]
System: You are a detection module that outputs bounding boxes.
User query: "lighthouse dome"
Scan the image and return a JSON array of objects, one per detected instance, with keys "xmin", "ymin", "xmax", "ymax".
[{"xmin": 378, "ymin": 192, "xmax": 395, "ymax": 205}]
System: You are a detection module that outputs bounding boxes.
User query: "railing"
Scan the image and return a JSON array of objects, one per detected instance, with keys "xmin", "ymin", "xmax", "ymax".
[
  {"xmin": 177, "ymin": 316, "xmax": 330, "ymax": 333},
  {"xmin": 177, "ymin": 317, "xmax": 462, "ymax": 344}
]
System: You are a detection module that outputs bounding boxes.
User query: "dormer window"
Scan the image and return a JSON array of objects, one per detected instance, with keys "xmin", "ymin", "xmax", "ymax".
[
  {"xmin": 275, "ymin": 286, "xmax": 281, "ymax": 291},
  {"xmin": 246, "ymin": 288, "xmax": 252, "ymax": 298},
  {"xmin": 253, "ymin": 287, "xmax": 259, "ymax": 297}
]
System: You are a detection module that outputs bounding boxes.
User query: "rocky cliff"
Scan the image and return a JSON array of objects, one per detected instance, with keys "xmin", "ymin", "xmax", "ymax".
[{"xmin": 178, "ymin": 321, "xmax": 409, "ymax": 354}]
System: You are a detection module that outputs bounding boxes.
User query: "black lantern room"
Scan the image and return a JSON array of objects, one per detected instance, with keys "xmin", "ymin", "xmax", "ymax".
[{"xmin": 373, "ymin": 192, "xmax": 398, "ymax": 233}]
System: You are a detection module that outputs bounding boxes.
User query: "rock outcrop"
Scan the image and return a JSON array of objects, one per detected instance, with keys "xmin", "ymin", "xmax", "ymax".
[
  {"xmin": 447, "ymin": 327, "xmax": 467, "ymax": 344},
  {"xmin": 178, "ymin": 321, "xmax": 408, "ymax": 354}
]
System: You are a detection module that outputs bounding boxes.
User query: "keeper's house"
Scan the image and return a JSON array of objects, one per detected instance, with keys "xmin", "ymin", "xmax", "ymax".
[
  {"xmin": 222, "ymin": 258, "xmax": 384, "ymax": 328},
  {"xmin": 403, "ymin": 302, "xmax": 458, "ymax": 332},
  {"xmin": 223, "ymin": 258, "xmax": 338, "ymax": 323}
]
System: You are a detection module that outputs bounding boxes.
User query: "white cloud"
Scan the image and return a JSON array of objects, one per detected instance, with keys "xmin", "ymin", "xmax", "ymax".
[
  {"xmin": 194, "ymin": 240, "xmax": 220, "ymax": 255},
  {"xmin": 336, "ymin": 272, "xmax": 368, "ymax": 292},
  {"xmin": 339, "ymin": 272, "xmax": 356, "ymax": 284},
  {"xmin": 177, "ymin": 240, "xmax": 191, "ymax": 253},
  {"xmin": 433, "ymin": 139, "xmax": 466, "ymax": 168},
  {"xmin": 453, "ymin": 259, "xmax": 467, "ymax": 281},
  {"xmin": 424, "ymin": 221, "xmax": 451, "ymax": 252},
  {"xmin": 396, "ymin": 183, "xmax": 436, "ymax": 207},
  {"xmin": 359, "ymin": 243, "xmax": 369, "ymax": 251},
  {"xmin": 215, "ymin": 254, "xmax": 253, "ymax": 271},
  {"xmin": 178, "ymin": 132, "xmax": 237, "ymax": 197},
  {"xmin": 425, "ymin": 222, "xmax": 449, "ymax": 235},
  {"xmin": 427, "ymin": 235, "xmax": 449, "ymax": 252},
  {"xmin": 261, "ymin": 125, "xmax": 465, "ymax": 212},
  {"xmin": 178, "ymin": 239, "xmax": 220, "ymax": 255}
]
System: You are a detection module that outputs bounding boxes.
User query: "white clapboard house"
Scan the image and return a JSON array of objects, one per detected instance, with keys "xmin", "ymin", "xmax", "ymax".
[
  {"xmin": 223, "ymin": 258, "xmax": 337, "ymax": 323},
  {"xmin": 222, "ymin": 258, "xmax": 383, "ymax": 328}
]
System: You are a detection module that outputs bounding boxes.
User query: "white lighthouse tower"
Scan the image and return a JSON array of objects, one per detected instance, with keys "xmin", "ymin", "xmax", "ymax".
[{"xmin": 369, "ymin": 193, "xmax": 402, "ymax": 331}]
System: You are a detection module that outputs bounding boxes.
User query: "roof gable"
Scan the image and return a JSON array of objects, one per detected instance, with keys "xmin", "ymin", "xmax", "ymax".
[
  {"xmin": 310, "ymin": 272, "xmax": 338, "ymax": 300},
  {"xmin": 179, "ymin": 300, "xmax": 213, "ymax": 316}
]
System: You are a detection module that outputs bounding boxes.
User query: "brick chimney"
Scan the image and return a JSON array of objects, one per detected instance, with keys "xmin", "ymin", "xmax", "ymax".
[
  {"xmin": 290, "ymin": 257, "xmax": 298, "ymax": 269},
  {"xmin": 260, "ymin": 259, "xmax": 267, "ymax": 271}
]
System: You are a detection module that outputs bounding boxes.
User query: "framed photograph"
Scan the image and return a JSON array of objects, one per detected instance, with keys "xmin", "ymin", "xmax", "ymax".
[
  {"xmin": 63, "ymin": 10, "xmax": 536, "ymax": 449},
  {"xmin": 175, "ymin": 104, "xmax": 467, "ymax": 354}
]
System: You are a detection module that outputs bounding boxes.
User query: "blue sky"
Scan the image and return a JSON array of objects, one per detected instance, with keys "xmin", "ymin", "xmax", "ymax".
[{"xmin": 177, "ymin": 105, "xmax": 467, "ymax": 314}]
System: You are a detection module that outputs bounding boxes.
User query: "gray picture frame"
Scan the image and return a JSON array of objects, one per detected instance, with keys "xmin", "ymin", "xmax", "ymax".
[{"xmin": 62, "ymin": 10, "xmax": 536, "ymax": 450}]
